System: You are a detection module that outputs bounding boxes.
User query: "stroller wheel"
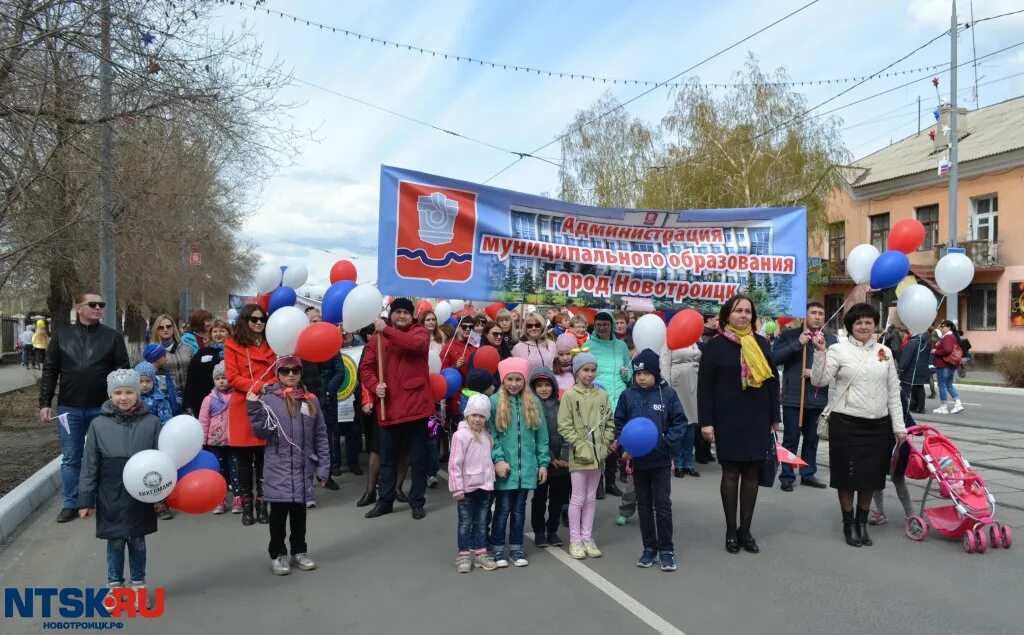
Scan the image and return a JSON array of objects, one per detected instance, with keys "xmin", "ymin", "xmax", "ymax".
[
  {"xmin": 963, "ymin": 531, "xmax": 976, "ymax": 554},
  {"xmin": 1002, "ymin": 526, "xmax": 1013, "ymax": 549},
  {"xmin": 989, "ymin": 525, "xmax": 1001, "ymax": 549},
  {"xmin": 905, "ymin": 515, "xmax": 928, "ymax": 541},
  {"xmin": 974, "ymin": 529, "xmax": 988, "ymax": 554}
]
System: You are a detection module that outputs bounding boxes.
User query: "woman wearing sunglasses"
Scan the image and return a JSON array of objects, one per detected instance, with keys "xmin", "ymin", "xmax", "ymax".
[
  {"xmin": 484, "ymin": 321, "xmax": 512, "ymax": 361},
  {"xmin": 224, "ymin": 304, "xmax": 276, "ymax": 526},
  {"xmin": 512, "ymin": 313, "xmax": 556, "ymax": 371},
  {"xmin": 147, "ymin": 313, "xmax": 193, "ymax": 410}
]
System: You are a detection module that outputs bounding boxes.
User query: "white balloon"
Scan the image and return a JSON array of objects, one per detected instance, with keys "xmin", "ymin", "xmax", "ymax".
[
  {"xmin": 632, "ymin": 314, "xmax": 667, "ymax": 354},
  {"xmin": 846, "ymin": 244, "xmax": 880, "ymax": 284},
  {"xmin": 281, "ymin": 263, "xmax": 309, "ymax": 289},
  {"xmin": 896, "ymin": 284, "xmax": 938, "ymax": 334},
  {"xmin": 265, "ymin": 306, "xmax": 309, "ymax": 356},
  {"xmin": 428, "ymin": 350, "xmax": 442, "ymax": 374},
  {"xmin": 226, "ymin": 308, "xmax": 238, "ymax": 320},
  {"xmin": 122, "ymin": 450, "xmax": 177, "ymax": 503},
  {"xmin": 935, "ymin": 251, "xmax": 975, "ymax": 295},
  {"xmin": 158, "ymin": 415, "xmax": 205, "ymax": 468},
  {"xmin": 434, "ymin": 301, "xmax": 452, "ymax": 324},
  {"xmin": 254, "ymin": 265, "xmax": 282, "ymax": 295},
  {"xmin": 450, "ymin": 299, "xmax": 465, "ymax": 313},
  {"xmin": 343, "ymin": 284, "xmax": 384, "ymax": 332}
]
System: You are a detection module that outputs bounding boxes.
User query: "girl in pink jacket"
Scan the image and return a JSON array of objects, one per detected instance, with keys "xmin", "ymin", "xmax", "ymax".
[
  {"xmin": 199, "ymin": 362, "xmax": 234, "ymax": 514},
  {"xmin": 448, "ymin": 394, "xmax": 497, "ymax": 573}
]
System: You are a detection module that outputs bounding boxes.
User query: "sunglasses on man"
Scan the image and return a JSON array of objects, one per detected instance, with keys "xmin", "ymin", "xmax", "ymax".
[
  {"xmin": 459, "ymin": 323, "xmax": 472, "ymax": 331},
  {"xmin": 85, "ymin": 301, "xmax": 106, "ymax": 309}
]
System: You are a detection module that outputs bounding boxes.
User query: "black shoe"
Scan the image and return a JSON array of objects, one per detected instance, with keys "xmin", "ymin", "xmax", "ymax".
[
  {"xmin": 855, "ymin": 508, "xmax": 873, "ymax": 546},
  {"xmin": 349, "ymin": 465, "xmax": 364, "ymax": 476},
  {"xmin": 365, "ymin": 504, "xmax": 393, "ymax": 519},
  {"xmin": 737, "ymin": 528, "xmax": 759, "ymax": 554},
  {"xmin": 323, "ymin": 477, "xmax": 340, "ymax": 491},
  {"xmin": 801, "ymin": 477, "xmax": 827, "ymax": 489},
  {"xmin": 396, "ymin": 488, "xmax": 408, "ymax": 504},
  {"xmin": 560, "ymin": 509, "xmax": 569, "ymax": 528},
  {"xmin": 356, "ymin": 491, "xmax": 377, "ymax": 507},
  {"xmin": 56, "ymin": 508, "xmax": 77, "ymax": 523},
  {"xmin": 158, "ymin": 506, "xmax": 174, "ymax": 520},
  {"xmin": 242, "ymin": 499, "xmax": 255, "ymax": 526},
  {"xmin": 780, "ymin": 482, "xmax": 794, "ymax": 492},
  {"xmin": 725, "ymin": 532, "xmax": 740, "ymax": 554},
  {"xmin": 605, "ymin": 482, "xmax": 623, "ymax": 497},
  {"xmin": 673, "ymin": 468, "xmax": 685, "ymax": 479},
  {"xmin": 843, "ymin": 509, "xmax": 861, "ymax": 547},
  {"xmin": 596, "ymin": 488, "xmax": 606, "ymax": 500},
  {"xmin": 683, "ymin": 468, "xmax": 701, "ymax": 478},
  {"xmin": 696, "ymin": 456, "xmax": 710, "ymax": 465},
  {"xmin": 256, "ymin": 499, "xmax": 269, "ymax": 524},
  {"xmin": 534, "ymin": 532, "xmax": 549, "ymax": 548},
  {"xmin": 331, "ymin": 467, "xmax": 343, "ymax": 477},
  {"xmin": 547, "ymin": 531, "xmax": 563, "ymax": 547},
  {"xmin": 411, "ymin": 506, "xmax": 426, "ymax": 520}
]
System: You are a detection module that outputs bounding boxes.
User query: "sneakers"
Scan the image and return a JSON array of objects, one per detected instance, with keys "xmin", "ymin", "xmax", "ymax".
[
  {"xmin": 949, "ymin": 401, "xmax": 965, "ymax": 414},
  {"xmin": 474, "ymin": 552, "xmax": 498, "ymax": 571},
  {"xmin": 456, "ymin": 553, "xmax": 472, "ymax": 574},
  {"xmin": 157, "ymin": 505, "xmax": 174, "ymax": 520},
  {"xmin": 491, "ymin": 551, "xmax": 509, "ymax": 568},
  {"xmin": 636, "ymin": 549, "xmax": 658, "ymax": 568},
  {"xmin": 869, "ymin": 510, "xmax": 889, "ymax": 526},
  {"xmin": 659, "ymin": 551, "xmax": 678, "ymax": 572},
  {"xmin": 547, "ymin": 531, "xmax": 563, "ymax": 547},
  {"xmin": 272, "ymin": 555, "xmax": 291, "ymax": 575},
  {"xmin": 583, "ymin": 539, "xmax": 603, "ymax": 558},
  {"xmin": 534, "ymin": 533, "xmax": 549, "ymax": 548},
  {"xmin": 616, "ymin": 514, "xmax": 628, "ymax": 526},
  {"xmin": 305, "ymin": 499, "xmax": 317, "ymax": 509},
  {"xmin": 428, "ymin": 476, "xmax": 439, "ymax": 489},
  {"xmin": 933, "ymin": 405, "xmax": 950, "ymax": 414},
  {"xmin": 231, "ymin": 496, "xmax": 243, "ymax": 514},
  {"xmin": 212, "ymin": 502, "xmax": 226, "ymax": 515},
  {"xmin": 510, "ymin": 549, "xmax": 529, "ymax": 567},
  {"xmin": 569, "ymin": 542, "xmax": 587, "ymax": 559},
  {"xmin": 292, "ymin": 553, "xmax": 316, "ymax": 571}
]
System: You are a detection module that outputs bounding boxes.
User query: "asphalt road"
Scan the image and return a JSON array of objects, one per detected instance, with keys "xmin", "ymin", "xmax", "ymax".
[
  {"xmin": 2, "ymin": 457, "xmax": 1022, "ymax": 635},
  {"xmin": 922, "ymin": 387, "xmax": 1024, "ymax": 434}
]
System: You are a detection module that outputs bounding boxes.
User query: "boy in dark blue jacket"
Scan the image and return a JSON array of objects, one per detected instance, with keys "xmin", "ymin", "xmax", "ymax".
[{"xmin": 614, "ymin": 348, "xmax": 686, "ymax": 572}]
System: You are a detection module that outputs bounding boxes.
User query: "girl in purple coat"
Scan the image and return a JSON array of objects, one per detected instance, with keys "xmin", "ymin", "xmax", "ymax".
[{"xmin": 246, "ymin": 356, "xmax": 330, "ymax": 576}]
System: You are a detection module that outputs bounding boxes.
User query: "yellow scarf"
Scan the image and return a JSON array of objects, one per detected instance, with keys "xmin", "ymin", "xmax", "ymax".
[{"xmin": 725, "ymin": 325, "xmax": 774, "ymax": 389}]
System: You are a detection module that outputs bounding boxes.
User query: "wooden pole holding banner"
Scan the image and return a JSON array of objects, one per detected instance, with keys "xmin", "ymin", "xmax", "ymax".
[
  {"xmin": 798, "ymin": 319, "xmax": 807, "ymax": 435},
  {"xmin": 376, "ymin": 329, "xmax": 387, "ymax": 421}
]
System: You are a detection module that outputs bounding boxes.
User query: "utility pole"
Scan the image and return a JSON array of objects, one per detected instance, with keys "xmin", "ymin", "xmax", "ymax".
[
  {"xmin": 917, "ymin": 95, "xmax": 921, "ymax": 135},
  {"xmin": 947, "ymin": 0, "xmax": 960, "ymax": 323},
  {"xmin": 98, "ymin": 0, "xmax": 116, "ymax": 327}
]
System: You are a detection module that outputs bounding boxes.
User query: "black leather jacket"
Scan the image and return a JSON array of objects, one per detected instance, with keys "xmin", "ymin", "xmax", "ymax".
[{"xmin": 40, "ymin": 321, "xmax": 130, "ymax": 408}]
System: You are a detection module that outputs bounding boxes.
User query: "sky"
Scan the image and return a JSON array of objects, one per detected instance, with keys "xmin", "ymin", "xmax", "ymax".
[{"xmin": 208, "ymin": 0, "xmax": 1024, "ymax": 297}]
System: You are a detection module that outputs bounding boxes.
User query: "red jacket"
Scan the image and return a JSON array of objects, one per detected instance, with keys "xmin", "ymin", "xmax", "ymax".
[
  {"xmin": 932, "ymin": 332, "xmax": 960, "ymax": 369},
  {"xmin": 358, "ymin": 324, "xmax": 433, "ymax": 426},
  {"xmin": 224, "ymin": 337, "xmax": 276, "ymax": 447}
]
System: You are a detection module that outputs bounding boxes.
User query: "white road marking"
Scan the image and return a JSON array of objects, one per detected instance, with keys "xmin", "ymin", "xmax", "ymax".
[{"xmin": 438, "ymin": 469, "xmax": 684, "ymax": 634}]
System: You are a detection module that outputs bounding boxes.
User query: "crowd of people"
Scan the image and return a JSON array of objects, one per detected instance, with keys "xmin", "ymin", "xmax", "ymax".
[{"xmin": 37, "ymin": 287, "xmax": 972, "ymax": 585}]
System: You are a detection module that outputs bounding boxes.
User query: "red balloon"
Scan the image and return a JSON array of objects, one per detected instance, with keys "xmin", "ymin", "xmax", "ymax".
[
  {"xmin": 256, "ymin": 294, "xmax": 270, "ymax": 312},
  {"xmin": 473, "ymin": 345, "xmax": 500, "ymax": 374},
  {"xmin": 329, "ymin": 260, "xmax": 358, "ymax": 284},
  {"xmin": 666, "ymin": 309, "xmax": 704, "ymax": 350},
  {"xmin": 416, "ymin": 299, "xmax": 433, "ymax": 316},
  {"xmin": 295, "ymin": 322, "xmax": 343, "ymax": 362},
  {"xmin": 888, "ymin": 219, "xmax": 926, "ymax": 254},
  {"xmin": 484, "ymin": 302, "xmax": 505, "ymax": 320},
  {"xmin": 167, "ymin": 469, "xmax": 227, "ymax": 514},
  {"xmin": 573, "ymin": 307, "xmax": 598, "ymax": 325},
  {"xmin": 429, "ymin": 373, "xmax": 447, "ymax": 402},
  {"xmin": 776, "ymin": 317, "xmax": 797, "ymax": 327}
]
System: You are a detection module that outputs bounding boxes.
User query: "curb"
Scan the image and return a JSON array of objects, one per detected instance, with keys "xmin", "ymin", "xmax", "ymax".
[
  {"xmin": 950, "ymin": 383, "xmax": 1024, "ymax": 396},
  {"xmin": 0, "ymin": 456, "xmax": 60, "ymax": 543}
]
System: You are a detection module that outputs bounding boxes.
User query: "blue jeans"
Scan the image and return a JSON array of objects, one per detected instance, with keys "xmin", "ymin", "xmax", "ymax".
[
  {"xmin": 57, "ymin": 405, "xmax": 102, "ymax": 509},
  {"xmin": 107, "ymin": 537, "xmax": 147, "ymax": 585},
  {"xmin": 671, "ymin": 424, "xmax": 696, "ymax": 469},
  {"xmin": 489, "ymin": 489, "xmax": 529, "ymax": 552},
  {"xmin": 936, "ymin": 367, "xmax": 960, "ymax": 401},
  {"xmin": 457, "ymin": 489, "xmax": 491, "ymax": 552},
  {"xmin": 779, "ymin": 406, "xmax": 821, "ymax": 485}
]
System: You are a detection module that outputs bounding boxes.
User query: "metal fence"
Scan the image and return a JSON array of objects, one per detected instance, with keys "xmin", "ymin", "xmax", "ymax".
[{"xmin": 1, "ymin": 317, "xmax": 20, "ymax": 353}]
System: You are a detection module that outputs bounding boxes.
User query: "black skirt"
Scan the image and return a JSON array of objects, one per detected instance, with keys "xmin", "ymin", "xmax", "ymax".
[{"xmin": 828, "ymin": 412, "xmax": 895, "ymax": 490}]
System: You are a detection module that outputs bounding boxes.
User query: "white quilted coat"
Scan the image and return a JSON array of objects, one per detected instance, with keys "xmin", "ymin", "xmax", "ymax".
[{"xmin": 810, "ymin": 336, "xmax": 906, "ymax": 434}]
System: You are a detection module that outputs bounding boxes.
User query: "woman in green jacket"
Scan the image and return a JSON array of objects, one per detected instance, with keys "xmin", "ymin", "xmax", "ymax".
[
  {"xmin": 558, "ymin": 353, "xmax": 615, "ymax": 560},
  {"xmin": 487, "ymin": 357, "xmax": 549, "ymax": 569}
]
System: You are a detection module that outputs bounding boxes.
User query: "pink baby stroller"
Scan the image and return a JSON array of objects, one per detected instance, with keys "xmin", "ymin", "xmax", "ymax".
[{"xmin": 902, "ymin": 425, "xmax": 1012, "ymax": 553}]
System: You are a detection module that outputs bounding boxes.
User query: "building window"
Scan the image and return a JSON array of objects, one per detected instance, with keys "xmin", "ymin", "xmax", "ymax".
[
  {"xmin": 970, "ymin": 195, "xmax": 998, "ymax": 243},
  {"xmin": 828, "ymin": 222, "xmax": 845, "ymax": 262},
  {"xmin": 748, "ymin": 227, "xmax": 770, "ymax": 255},
  {"xmin": 825, "ymin": 293, "xmax": 845, "ymax": 331},
  {"xmin": 513, "ymin": 213, "xmax": 536, "ymax": 240},
  {"xmin": 915, "ymin": 204, "xmax": 939, "ymax": 250},
  {"xmin": 869, "ymin": 213, "xmax": 890, "ymax": 252},
  {"xmin": 967, "ymin": 283, "xmax": 997, "ymax": 330}
]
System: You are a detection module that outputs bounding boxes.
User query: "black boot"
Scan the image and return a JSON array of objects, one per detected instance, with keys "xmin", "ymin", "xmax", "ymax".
[
  {"xmin": 256, "ymin": 498, "xmax": 269, "ymax": 525},
  {"xmin": 241, "ymin": 497, "xmax": 255, "ymax": 526},
  {"xmin": 842, "ymin": 510, "xmax": 860, "ymax": 547},
  {"xmin": 855, "ymin": 508, "xmax": 873, "ymax": 546}
]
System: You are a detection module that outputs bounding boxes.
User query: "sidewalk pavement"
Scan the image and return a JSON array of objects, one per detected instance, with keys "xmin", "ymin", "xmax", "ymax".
[{"xmin": 0, "ymin": 363, "xmax": 40, "ymax": 395}]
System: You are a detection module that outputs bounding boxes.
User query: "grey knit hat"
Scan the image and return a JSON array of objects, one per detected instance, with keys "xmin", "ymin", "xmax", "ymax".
[
  {"xmin": 572, "ymin": 352, "xmax": 598, "ymax": 375},
  {"xmin": 212, "ymin": 361, "xmax": 227, "ymax": 380},
  {"xmin": 107, "ymin": 369, "xmax": 141, "ymax": 397}
]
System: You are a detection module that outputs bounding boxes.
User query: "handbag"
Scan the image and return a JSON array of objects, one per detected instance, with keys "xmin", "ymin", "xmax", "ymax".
[
  {"xmin": 944, "ymin": 344, "xmax": 964, "ymax": 367},
  {"xmin": 816, "ymin": 353, "xmax": 868, "ymax": 441},
  {"xmin": 758, "ymin": 431, "xmax": 779, "ymax": 488}
]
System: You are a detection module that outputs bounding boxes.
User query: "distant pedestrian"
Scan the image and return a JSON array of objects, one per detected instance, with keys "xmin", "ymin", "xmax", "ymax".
[
  {"xmin": 19, "ymin": 325, "xmax": 34, "ymax": 367},
  {"xmin": 32, "ymin": 321, "xmax": 50, "ymax": 369},
  {"xmin": 932, "ymin": 320, "xmax": 965, "ymax": 415}
]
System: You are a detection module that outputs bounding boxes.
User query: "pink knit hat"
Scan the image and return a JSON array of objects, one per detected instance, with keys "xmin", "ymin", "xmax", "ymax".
[
  {"xmin": 555, "ymin": 332, "xmax": 577, "ymax": 353},
  {"xmin": 498, "ymin": 357, "xmax": 530, "ymax": 382}
]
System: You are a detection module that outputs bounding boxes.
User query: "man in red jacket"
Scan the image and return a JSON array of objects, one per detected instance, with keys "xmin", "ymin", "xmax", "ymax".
[{"xmin": 359, "ymin": 297, "xmax": 434, "ymax": 519}]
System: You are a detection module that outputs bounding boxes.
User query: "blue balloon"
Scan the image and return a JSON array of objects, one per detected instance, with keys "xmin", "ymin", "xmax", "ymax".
[
  {"xmin": 267, "ymin": 285, "xmax": 297, "ymax": 314},
  {"xmin": 441, "ymin": 367, "xmax": 463, "ymax": 399},
  {"xmin": 321, "ymin": 280, "xmax": 356, "ymax": 324},
  {"xmin": 505, "ymin": 303, "xmax": 518, "ymax": 311},
  {"xmin": 620, "ymin": 417, "xmax": 659, "ymax": 458},
  {"xmin": 445, "ymin": 317, "xmax": 459, "ymax": 329},
  {"xmin": 869, "ymin": 250, "xmax": 911, "ymax": 289},
  {"xmin": 177, "ymin": 449, "xmax": 220, "ymax": 480}
]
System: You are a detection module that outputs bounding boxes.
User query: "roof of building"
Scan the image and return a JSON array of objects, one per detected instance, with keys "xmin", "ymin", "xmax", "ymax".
[{"xmin": 845, "ymin": 95, "xmax": 1024, "ymax": 188}]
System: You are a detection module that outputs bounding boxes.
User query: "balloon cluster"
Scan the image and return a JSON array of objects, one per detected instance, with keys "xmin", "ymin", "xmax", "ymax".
[{"xmin": 121, "ymin": 415, "xmax": 227, "ymax": 514}]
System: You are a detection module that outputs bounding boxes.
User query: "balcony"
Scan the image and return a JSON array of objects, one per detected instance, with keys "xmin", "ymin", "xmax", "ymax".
[
  {"xmin": 809, "ymin": 258, "xmax": 851, "ymax": 284},
  {"xmin": 935, "ymin": 240, "xmax": 1002, "ymax": 269}
]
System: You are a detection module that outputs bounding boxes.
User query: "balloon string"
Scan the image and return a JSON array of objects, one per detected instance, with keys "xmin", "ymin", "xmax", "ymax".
[{"xmin": 256, "ymin": 397, "xmax": 305, "ymax": 454}]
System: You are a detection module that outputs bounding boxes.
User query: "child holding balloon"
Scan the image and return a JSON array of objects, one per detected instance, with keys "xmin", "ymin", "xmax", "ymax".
[
  {"xmin": 557, "ymin": 353, "xmax": 615, "ymax": 560},
  {"xmin": 199, "ymin": 361, "xmax": 235, "ymax": 514},
  {"xmin": 246, "ymin": 356, "xmax": 331, "ymax": 576},
  {"xmin": 614, "ymin": 349, "xmax": 686, "ymax": 572},
  {"xmin": 78, "ymin": 369, "xmax": 163, "ymax": 591}
]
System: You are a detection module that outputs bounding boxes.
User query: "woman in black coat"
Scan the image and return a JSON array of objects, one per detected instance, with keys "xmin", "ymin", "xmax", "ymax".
[
  {"xmin": 182, "ymin": 319, "xmax": 232, "ymax": 415},
  {"xmin": 698, "ymin": 294, "xmax": 780, "ymax": 554}
]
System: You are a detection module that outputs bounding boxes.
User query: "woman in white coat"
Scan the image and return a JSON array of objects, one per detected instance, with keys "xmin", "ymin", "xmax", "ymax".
[{"xmin": 660, "ymin": 344, "xmax": 701, "ymax": 478}]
